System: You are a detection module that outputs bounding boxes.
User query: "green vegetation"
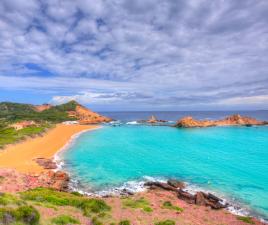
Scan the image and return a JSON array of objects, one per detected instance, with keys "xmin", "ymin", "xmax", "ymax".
[
  {"xmin": 0, "ymin": 205, "xmax": 40, "ymax": 225},
  {"xmin": 21, "ymin": 187, "xmax": 110, "ymax": 217},
  {"xmin": 51, "ymin": 215, "xmax": 80, "ymax": 224},
  {"xmin": 237, "ymin": 216, "xmax": 255, "ymax": 224},
  {"xmin": 118, "ymin": 220, "xmax": 131, "ymax": 225},
  {"xmin": 0, "ymin": 100, "xmax": 84, "ymax": 148},
  {"xmin": 162, "ymin": 201, "xmax": 183, "ymax": 212},
  {"xmin": 0, "ymin": 193, "xmax": 24, "ymax": 206},
  {"xmin": 91, "ymin": 216, "xmax": 104, "ymax": 225},
  {"xmin": 122, "ymin": 197, "xmax": 152, "ymax": 212},
  {"xmin": 0, "ymin": 101, "xmax": 78, "ymax": 123},
  {"xmin": 0, "ymin": 123, "xmax": 52, "ymax": 149},
  {"xmin": 154, "ymin": 220, "xmax": 175, "ymax": 225}
]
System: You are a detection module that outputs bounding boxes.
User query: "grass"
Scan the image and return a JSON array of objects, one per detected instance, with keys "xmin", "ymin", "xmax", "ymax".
[
  {"xmin": 0, "ymin": 205, "xmax": 40, "ymax": 225},
  {"xmin": 119, "ymin": 220, "xmax": 131, "ymax": 225},
  {"xmin": 237, "ymin": 216, "xmax": 255, "ymax": 224},
  {"xmin": 0, "ymin": 193, "xmax": 24, "ymax": 206},
  {"xmin": 0, "ymin": 123, "xmax": 52, "ymax": 148},
  {"xmin": 91, "ymin": 216, "xmax": 104, "ymax": 225},
  {"xmin": 20, "ymin": 187, "xmax": 111, "ymax": 217},
  {"xmin": 162, "ymin": 201, "xmax": 183, "ymax": 212},
  {"xmin": 122, "ymin": 197, "xmax": 153, "ymax": 212},
  {"xmin": 154, "ymin": 220, "xmax": 175, "ymax": 225},
  {"xmin": 51, "ymin": 215, "xmax": 80, "ymax": 224}
]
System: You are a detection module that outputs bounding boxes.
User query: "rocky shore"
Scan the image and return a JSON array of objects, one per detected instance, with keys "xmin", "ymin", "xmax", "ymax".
[
  {"xmin": 174, "ymin": 114, "xmax": 267, "ymax": 128},
  {"xmin": 0, "ymin": 167, "xmax": 266, "ymax": 225}
]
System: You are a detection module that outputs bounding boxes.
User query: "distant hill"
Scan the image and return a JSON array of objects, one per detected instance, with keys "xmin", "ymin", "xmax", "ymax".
[{"xmin": 0, "ymin": 100, "xmax": 112, "ymax": 124}]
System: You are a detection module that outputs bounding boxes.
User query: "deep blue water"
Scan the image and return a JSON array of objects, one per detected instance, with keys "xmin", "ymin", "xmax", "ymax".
[{"xmin": 61, "ymin": 111, "xmax": 268, "ymax": 220}]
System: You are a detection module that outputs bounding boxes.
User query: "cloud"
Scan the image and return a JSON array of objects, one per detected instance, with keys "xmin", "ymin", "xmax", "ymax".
[{"xmin": 0, "ymin": 0, "xmax": 268, "ymax": 109}]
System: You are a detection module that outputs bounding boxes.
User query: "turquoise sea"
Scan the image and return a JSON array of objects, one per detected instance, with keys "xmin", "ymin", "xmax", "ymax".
[{"xmin": 60, "ymin": 112, "xmax": 268, "ymax": 220}]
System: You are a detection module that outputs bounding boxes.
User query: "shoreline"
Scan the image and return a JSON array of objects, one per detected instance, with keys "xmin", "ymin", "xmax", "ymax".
[
  {"xmin": 66, "ymin": 174, "xmax": 268, "ymax": 223},
  {"xmin": 0, "ymin": 123, "xmax": 267, "ymax": 224},
  {"xmin": 0, "ymin": 124, "xmax": 99, "ymax": 174},
  {"xmin": 54, "ymin": 126, "xmax": 103, "ymax": 171}
]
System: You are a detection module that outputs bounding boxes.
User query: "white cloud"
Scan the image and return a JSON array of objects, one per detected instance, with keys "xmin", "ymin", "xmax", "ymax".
[{"xmin": 0, "ymin": 0, "xmax": 268, "ymax": 109}]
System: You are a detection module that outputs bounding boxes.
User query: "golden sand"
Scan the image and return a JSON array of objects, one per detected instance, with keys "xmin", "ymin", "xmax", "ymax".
[{"xmin": 0, "ymin": 124, "xmax": 99, "ymax": 174}]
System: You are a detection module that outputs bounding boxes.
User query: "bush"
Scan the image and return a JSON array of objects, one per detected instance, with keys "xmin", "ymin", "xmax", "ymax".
[
  {"xmin": 51, "ymin": 215, "xmax": 80, "ymax": 224},
  {"xmin": 154, "ymin": 220, "xmax": 175, "ymax": 225},
  {"xmin": 91, "ymin": 216, "xmax": 104, "ymax": 225},
  {"xmin": 122, "ymin": 197, "xmax": 152, "ymax": 212},
  {"xmin": 21, "ymin": 188, "xmax": 110, "ymax": 216},
  {"xmin": 119, "ymin": 220, "xmax": 131, "ymax": 225},
  {"xmin": 162, "ymin": 201, "xmax": 183, "ymax": 212},
  {"xmin": 14, "ymin": 206, "xmax": 40, "ymax": 225},
  {"xmin": 0, "ymin": 205, "xmax": 40, "ymax": 225},
  {"xmin": 237, "ymin": 216, "xmax": 255, "ymax": 224}
]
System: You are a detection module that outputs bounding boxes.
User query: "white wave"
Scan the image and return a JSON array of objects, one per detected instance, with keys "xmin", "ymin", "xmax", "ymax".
[{"xmin": 126, "ymin": 121, "xmax": 139, "ymax": 125}]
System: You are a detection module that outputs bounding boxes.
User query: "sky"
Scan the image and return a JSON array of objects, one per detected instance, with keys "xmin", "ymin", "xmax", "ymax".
[{"xmin": 0, "ymin": 0, "xmax": 268, "ymax": 111}]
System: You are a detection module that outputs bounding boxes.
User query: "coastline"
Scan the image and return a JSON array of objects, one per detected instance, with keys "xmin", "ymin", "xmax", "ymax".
[
  {"xmin": 0, "ymin": 123, "xmax": 267, "ymax": 224},
  {"xmin": 54, "ymin": 125, "xmax": 103, "ymax": 170},
  {"xmin": 0, "ymin": 124, "xmax": 99, "ymax": 174}
]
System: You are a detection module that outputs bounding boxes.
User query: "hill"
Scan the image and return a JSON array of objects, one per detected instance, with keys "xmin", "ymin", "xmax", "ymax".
[{"xmin": 0, "ymin": 100, "xmax": 111, "ymax": 123}]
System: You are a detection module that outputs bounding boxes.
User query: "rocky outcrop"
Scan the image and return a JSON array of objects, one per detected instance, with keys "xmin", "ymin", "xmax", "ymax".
[
  {"xmin": 34, "ymin": 158, "xmax": 57, "ymax": 170},
  {"xmin": 0, "ymin": 169, "xmax": 69, "ymax": 192},
  {"xmin": 145, "ymin": 180, "xmax": 227, "ymax": 210},
  {"xmin": 175, "ymin": 114, "xmax": 267, "ymax": 128},
  {"xmin": 144, "ymin": 115, "xmax": 167, "ymax": 123},
  {"xmin": 71, "ymin": 103, "xmax": 112, "ymax": 124},
  {"xmin": 167, "ymin": 179, "xmax": 185, "ymax": 189}
]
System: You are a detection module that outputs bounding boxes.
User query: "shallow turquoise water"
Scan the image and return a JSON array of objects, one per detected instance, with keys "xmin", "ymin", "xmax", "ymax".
[{"xmin": 62, "ymin": 125, "xmax": 268, "ymax": 219}]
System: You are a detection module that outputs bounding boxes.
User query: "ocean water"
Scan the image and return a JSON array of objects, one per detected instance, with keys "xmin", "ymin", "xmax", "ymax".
[{"xmin": 60, "ymin": 111, "xmax": 268, "ymax": 220}]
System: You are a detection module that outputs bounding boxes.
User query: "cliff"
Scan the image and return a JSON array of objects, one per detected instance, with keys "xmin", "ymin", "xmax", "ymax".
[
  {"xmin": 67, "ymin": 102, "xmax": 112, "ymax": 124},
  {"xmin": 175, "ymin": 114, "xmax": 267, "ymax": 128}
]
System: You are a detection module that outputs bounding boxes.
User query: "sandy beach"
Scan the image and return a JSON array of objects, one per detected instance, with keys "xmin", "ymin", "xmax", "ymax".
[{"xmin": 0, "ymin": 124, "xmax": 99, "ymax": 174}]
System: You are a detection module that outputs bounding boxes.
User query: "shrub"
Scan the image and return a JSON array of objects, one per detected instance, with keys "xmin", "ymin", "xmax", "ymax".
[
  {"xmin": 119, "ymin": 220, "xmax": 131, "ymax": 225},
  {"xmin": 0, "ymin": 205, "xmax": 40, "ymax": 225},
  {"xmin": 237, "ymin": 216, "xmax": 255, "ymax": 224},
  {"xmin": 154, "ymin": 220, "xmax": 175, "ymax": 225},
  {"xmin": 21, "ymin": 188, "xmax": 110, "ymax": 216},
  {"xmin": 51, "ymin": 215, "xmax": 80, "ymax": 224},
  {"xmin": 122, "ymin": 197, "xmax": 152, "ymax": 212},
  {"xmin": 14, "ymin": 206, "xmax": 40, "ymax": 225},
  {"xmin": 0, "ymin": 193, "xmax": 22, "ymax": 206},
  {"xmin": 162, "ymin": 201, "xmax": 183, "ymax": 212},
  {"xmin": 91, "ymin": 216, "xmax": 104, "ymax": 225}
]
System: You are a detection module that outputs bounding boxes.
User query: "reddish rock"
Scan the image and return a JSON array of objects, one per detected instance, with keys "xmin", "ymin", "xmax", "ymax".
[
  {"xmin": 147, "ymin": 115, "xmax": 167, "ymax": 123},
  {"xmin": 145, "ymin": 181, "xmax": 178, "ymax": 192},
  {"xmin": 195, "ymin": 192, "xmax": 207, "ymax": 206},
  {"xmin": 167, "ymin": 179, "xmax": 185, "ymax": 189},
  {"xmin": 177, "ymin": 189, "xmax": 195, "ymax": 204},
  {"xmin": 34, "ymin": 158, "xmax": 57, "ymax": 170},
  {"xmin": 175, "ymin": 114, "xmax": 267, "ymax": 128}
]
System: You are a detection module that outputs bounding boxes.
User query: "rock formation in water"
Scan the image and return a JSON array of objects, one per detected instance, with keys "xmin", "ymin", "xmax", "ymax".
[
  {"xmin": 174, "ymin": 114, "xmax": 267, "ymax": 128},
  {"xmin": 145, "ymin": 180, "xmax": 227, "ymax": 209},
  {"xmin": 146, "ymin": 115, "xmax": 167, "ymax": 123}
]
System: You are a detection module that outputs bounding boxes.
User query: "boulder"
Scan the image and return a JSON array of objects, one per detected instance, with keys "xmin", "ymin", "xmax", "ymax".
[
  {"xmin": 167, "ymin": 179, "xmax": 185, "ymax": 189},
  {"xmin": 177, "ymin": 189, "xmax": 195, "ymax": 204},
  {"xmin": 145, "ymin": 181, "xmax": 178, "ymax": 192},
  {"xmin": 195, "ymin": 192, "xmax": 207, "ymax": 206},
  {"xmin": 34, "ymin": 158, "xmax": 57, "ymax": 170}
]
